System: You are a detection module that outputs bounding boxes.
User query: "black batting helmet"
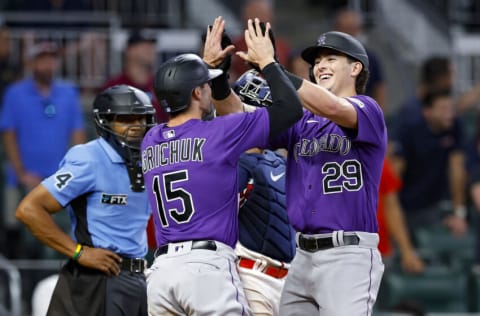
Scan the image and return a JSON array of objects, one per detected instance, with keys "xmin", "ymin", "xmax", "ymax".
[
  {"xmin": 93, "ymin": 85, "xmax": 156, "ymax": 164},
  {"xmin": 154, "ymin": 53, "xmax": 222, "ymax": 113},
  {"xmin": 301, "ymin": 31, "xmax": 369, "ymax": 69}
]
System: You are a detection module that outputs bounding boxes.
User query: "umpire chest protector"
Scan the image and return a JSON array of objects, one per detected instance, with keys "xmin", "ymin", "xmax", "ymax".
[{"xmin": 238, "ymin": 150, "xmax": 296, "ymax": 263}]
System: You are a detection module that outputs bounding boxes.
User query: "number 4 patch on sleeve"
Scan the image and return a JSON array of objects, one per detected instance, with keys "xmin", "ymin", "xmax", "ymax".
[{"xmin": 55, "ymin": 172, "xmax": 73, "ymax": 190}]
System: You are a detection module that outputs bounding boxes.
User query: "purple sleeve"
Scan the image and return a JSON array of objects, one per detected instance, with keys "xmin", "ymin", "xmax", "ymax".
[
  {"xmin": 269, "ymin": 110, "xmax": 306, "ymax": 150},
  {"xmin": 346, "ymin": 95, "xmax": 386, "ymax": 145},
  {"xmin": 216, "ymin": 109, "xmax": 270, "ymax": 164}
]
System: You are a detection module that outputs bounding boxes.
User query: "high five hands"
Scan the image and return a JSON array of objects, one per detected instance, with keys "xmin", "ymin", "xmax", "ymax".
[
  {"xmin": 203, "ymin": 16, "xmax": 275, "ymax": 71},
  {"xmin": 236, "ymin": 18, "xmax": 276, "ymax": 71},
  {"xmin": 203, "ymin": 16, "xmax": 235, "ymax": 69}
]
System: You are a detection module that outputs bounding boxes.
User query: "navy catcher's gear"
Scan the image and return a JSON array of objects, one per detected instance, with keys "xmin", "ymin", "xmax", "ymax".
[
  {"xmin": 301, "ymin": 31, "xmax": 369, "ymax": 69},
  {"xmin": 234, "ymin": 70, "xmax": 272, "ymax": 108},
  {"xmin": 93, "ymin": 84, "xmax": 156, "ymax": 191},
  {"xmin": 154, "ymin": 53, "xmax": 222, "ymax": 113},
  {"xmin": 237, "ymin": 150, "xmax": 296, "ymax": 262}
]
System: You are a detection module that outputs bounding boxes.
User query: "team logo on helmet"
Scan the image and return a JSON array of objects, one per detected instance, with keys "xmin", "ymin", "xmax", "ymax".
[{"xmin": 317, "ymin": 34, "xmax": 327, "ymax": 45}]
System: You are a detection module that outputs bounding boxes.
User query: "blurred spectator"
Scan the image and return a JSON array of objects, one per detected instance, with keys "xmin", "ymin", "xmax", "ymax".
[
  {"xmin": 467, "ymin": 113, "xmax": 480, "ymax": 265},
  {"xmin": 0, "ymin": 26, "xmax": 22, "ymax": 253},
  {"xmin": 0, "ymin": 26, "xmax": 22, "ymax": 102},
  {"xmin": 287, "ymin": 50, "xmax": 310, "ymax": 80},
  {"xmin": 395, "ymin": 57, "xmax": 452, "ymax": 129},
  {"xmin": 230, "ymin": 0, "xmax": 292, "ymax": 81},
  {"xmin": 333, "ymin": 7, "xmax": 387, "ymax": 110},
  {"xmin": 394, "ymin": 56, "xmax": 480, "ymax": 130},
  {"xmin": 9, "ymin": 0, "xmax": 91, "ymax": 11},
  {"xmin": 0, "ymin": 41, "xmax": 86, "ymax": 258},
  {"xmin": 102, "ymin": 30, "xmax": 168, "ymax": 123},
  {"xmin": 390, "ymin": 89, "xmax": 468, "ymax": 240},
  {"xmin": 378, "ymin": 158, "xmax": 425, "ymax": 274}
]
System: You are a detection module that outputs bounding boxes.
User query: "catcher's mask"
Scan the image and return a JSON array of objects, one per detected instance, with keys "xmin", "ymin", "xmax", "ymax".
[
  {"xmin": 234, "ymin": 69, "xmax": 272, "ymax": 108},
  {"xmin": 93, "ymin": 84, "xmax": 156, "ymax": 191}
]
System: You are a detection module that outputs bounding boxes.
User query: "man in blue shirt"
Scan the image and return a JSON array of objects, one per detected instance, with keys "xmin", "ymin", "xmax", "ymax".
[
  {"xmin": 0, "ymin": 41, "xmax": 86, "ymax": 258},
  {"xmin": 16, "ymin": 85, "xmax": 155, "ymax": 315}
]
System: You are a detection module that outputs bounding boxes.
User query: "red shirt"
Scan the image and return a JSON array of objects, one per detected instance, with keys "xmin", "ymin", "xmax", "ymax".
[
  {"xmin": 377, "ymin": 158, "xmax": 402, "ymax": 256},
  {"xmin": 146, "ymin": 215, "xmax": 157, "ymax": 249}
]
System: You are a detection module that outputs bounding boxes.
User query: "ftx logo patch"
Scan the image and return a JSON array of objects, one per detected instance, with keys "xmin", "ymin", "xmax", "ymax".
[{"xmin": 101, "ymin": 193, "xmax": 128, "ymax": 205}]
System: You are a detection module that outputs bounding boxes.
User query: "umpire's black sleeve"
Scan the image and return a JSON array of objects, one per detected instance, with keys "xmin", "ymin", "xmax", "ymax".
[{"xmin": 262, "ymin": 62, "xmax": 303, "ymax": 138}]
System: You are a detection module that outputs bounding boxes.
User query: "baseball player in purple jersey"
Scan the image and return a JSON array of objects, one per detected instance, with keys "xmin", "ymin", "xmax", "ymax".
[
  {"xmin": 141, "ymin": 17, "xmax": 302, "ymax": 315},
  {"xmin": 206, "ymin": 23, "xmax": 387, "ymax": 315}
]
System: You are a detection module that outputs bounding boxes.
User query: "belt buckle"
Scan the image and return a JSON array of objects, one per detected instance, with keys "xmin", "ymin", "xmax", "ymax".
[
  {"xmin": 300, "ymin": 234, "xmax": 334, "ymax": 252},
  {"xmin": 130, "ymin": 258, "xmax": 145, "ymax": 273},
  {"xmin": 301, "ymin": 236, "xmax": 320, "ymax": 252}
]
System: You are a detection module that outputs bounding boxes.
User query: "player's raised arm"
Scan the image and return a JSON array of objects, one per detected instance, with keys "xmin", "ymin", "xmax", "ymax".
[
  {"xmin": 291, "ymin": 77, "xmax": 358, "ymax": 129},
  {"xmin": 202, "ymin": 16, "xmax": 246, "ymax": 115}
]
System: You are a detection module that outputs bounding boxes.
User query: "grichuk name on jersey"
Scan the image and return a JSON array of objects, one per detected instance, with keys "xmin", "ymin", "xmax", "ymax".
[
  {"xmin": 101, "ymin": 193, "xmax": 128, "ymax": 205},
  {"xmin": 142, "ymin": 138, "xmax": 206, "ymax": 172},
  {"xmin": 293, "ymin": 133, "xmax": 351, "ymax": 161}
]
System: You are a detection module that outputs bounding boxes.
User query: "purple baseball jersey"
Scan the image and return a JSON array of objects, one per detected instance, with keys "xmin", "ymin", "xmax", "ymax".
[
  {"xmin": 141, "ymin": 110, "xmax": 270, "ymax": 248},
  {"xmin": 271, "ymin": 95, "xmax": 386, "ymax": 234}
]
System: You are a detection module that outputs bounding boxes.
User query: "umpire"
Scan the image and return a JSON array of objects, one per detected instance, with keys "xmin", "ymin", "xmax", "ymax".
[{"xmin": 16, "ymin": 85, "xmax": 156, "ymax": 316}]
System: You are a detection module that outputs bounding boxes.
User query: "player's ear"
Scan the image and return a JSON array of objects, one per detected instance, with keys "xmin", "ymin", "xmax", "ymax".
[
  {"xmin": 191, "ymin": 85, "xmax": 203, "ymax": 101},
  {"xmin": 351, "ymin": 61, "xmax": 362, "ymax": 77}
]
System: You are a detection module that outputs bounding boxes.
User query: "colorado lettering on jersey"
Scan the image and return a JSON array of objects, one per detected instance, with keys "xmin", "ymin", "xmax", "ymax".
[
  {"xmin": 101, "ymin": 193, "xmax": 128, "ymax": 205},
  {"xmin": 142, "ymin": 138, "xmax": 206, "ymax": 173},
  {"xmin": 293, "ymin": 133, "xmax": 351, "ymax": 162}
]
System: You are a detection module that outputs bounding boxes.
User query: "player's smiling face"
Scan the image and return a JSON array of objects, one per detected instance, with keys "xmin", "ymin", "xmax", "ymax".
[{"xmin": 312, "ymin": 50, "xmax": 360, "ymax": 95}]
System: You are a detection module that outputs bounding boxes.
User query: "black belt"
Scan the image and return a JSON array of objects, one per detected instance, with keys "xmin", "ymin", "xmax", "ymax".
[
  {"xmin": 155, "ymin": 240, "xmax": 217, "ymax": 256},
  {"xmin": 120, "ymin": 258, "xmax": 146, "ymax": 273},
  {"xmin": 298, "ymin": 234, "xmax": 360, "ymax": 252}
]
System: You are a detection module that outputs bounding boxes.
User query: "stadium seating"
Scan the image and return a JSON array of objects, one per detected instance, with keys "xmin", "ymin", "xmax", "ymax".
[
  {"xmin": 414, "ymin": 224, "xmax": 475, "ymax": 270},
  {"xmin": 378, "ymin": 264, "xmax": 468, "ymax": 313}
]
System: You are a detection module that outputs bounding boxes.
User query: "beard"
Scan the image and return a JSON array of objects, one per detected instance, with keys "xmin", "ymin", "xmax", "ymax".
[{"xmin": 33, "ymin": 70, "xmax": 54, "ymax": 86}]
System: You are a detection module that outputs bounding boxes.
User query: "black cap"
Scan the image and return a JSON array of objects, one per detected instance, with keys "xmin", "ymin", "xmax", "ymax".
[
  {"xmin": 301, "ymin": 31, "xmax": 369, "ymax": 69},
  {"xmin": 154, "ymin": 53, "xmax": 222, "ymax": 113},
  {"xmin": 127, "ymin": 30, "xmax": 156, "ymax": 47}
]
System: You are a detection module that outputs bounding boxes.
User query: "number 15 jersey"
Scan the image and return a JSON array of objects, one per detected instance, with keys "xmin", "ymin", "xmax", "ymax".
[{"xmin": 141, "ymin": 110, "xmax": 270, "ymax": 248}]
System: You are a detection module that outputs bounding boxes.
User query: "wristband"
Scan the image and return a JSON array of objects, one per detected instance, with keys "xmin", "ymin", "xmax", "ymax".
[
  {"xmin": 211, "ymin": 72, "xmax": 231, "ymax": 100},
  {"xmin": 285, "ymin": 71, "xmax": 304, "ymax": 90},
  {"xmin": 72, "ymin": 244, "xmax": 84, "ymax": 261}
]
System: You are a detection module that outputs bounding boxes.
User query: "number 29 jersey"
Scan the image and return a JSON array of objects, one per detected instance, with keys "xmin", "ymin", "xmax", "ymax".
[
  {"xmin": 141, "ymin": 110, "xmax": 270, "ymax": 248},
  {"xmin": 271, "ymin": 95, "xmax": 387, "ymax": 234}
]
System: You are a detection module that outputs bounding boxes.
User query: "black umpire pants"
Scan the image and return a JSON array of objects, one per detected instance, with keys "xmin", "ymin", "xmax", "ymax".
[{"xmin": 47, "ymin": 260, "xmax": 147, "ymax": 316}]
